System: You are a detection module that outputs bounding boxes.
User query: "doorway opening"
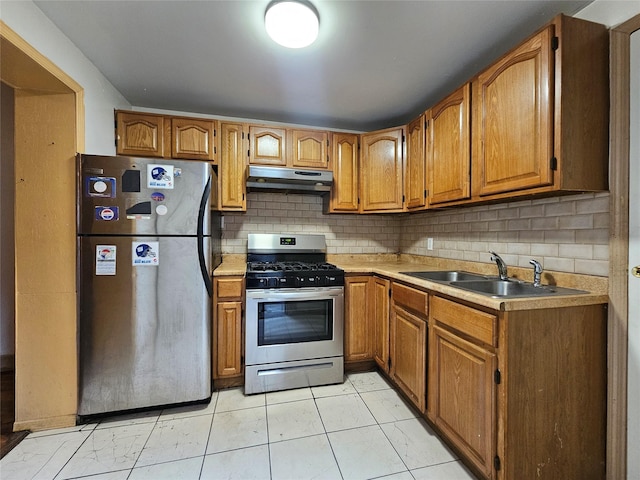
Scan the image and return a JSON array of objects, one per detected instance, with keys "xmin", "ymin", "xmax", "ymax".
[{"xmin": 1, "ymin": 21, "xmax": 84, "ymax": 452}]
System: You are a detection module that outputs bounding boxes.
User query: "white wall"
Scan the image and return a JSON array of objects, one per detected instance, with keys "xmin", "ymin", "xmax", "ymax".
[
  {"xmin": 575, "ymin": 0, "xmax": 640, "ymax": 27},
  {"xmin": 0, "ymin": 1, "xmax": 131, "ymax": 155}
]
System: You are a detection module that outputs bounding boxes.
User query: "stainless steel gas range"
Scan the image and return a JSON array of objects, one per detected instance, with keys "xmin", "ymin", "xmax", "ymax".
[{"xmin": 244, "ymin": 233, "xmax": 345, "ymax": 395}]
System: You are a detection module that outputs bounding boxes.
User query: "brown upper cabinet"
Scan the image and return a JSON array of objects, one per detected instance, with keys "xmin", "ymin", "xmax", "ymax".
[
  {"xmin": 471, "ymin": 15, "xmax": 608, "ymax": 200},
  {"xmin": 360, "ymin": 127, "xmax": 405, "ymax": 212},
  {"xmin": 248, "ymin": 126, "xmax": 287, "ymax": 166},
  {"xmin": 115, "ymin": 111, "xmax": 218, "ymax": 162},
  {"xmin": 218, "ymin": 122, "xmax": 247, "ymax": 211},
  {"xmin": 249, "ymin": 126, "xmax": 330, "ymax": 169},
  {"xmin": 328, "ymin": 132, "xmax": 359, "ymax": 213},
  {"xmin": 171, "ymin": 117, "xmax": 217, "ymax": 161},
  {"xmin": 404, "ymin": 115, "xmax": 427, "ymax": 210},
  {"xmin": 116, "ymin": 111, "xmax": 167, "ymax": 158},
  {"xmin": 427, "ymin": 83, "xmax": 471, "ymax": 206},
  {"xmin": 291, "ymin": 129, "xmax": 329, "ymax": 168}
]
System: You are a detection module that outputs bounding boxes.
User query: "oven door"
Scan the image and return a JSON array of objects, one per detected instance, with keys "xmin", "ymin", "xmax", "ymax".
[{"xmin": 245, "ymin": 286, "xmax": 344, "ymax": 366}]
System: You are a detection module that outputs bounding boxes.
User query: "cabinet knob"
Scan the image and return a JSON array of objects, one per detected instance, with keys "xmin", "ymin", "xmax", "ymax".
[{"xmin": 632, "ymin": 266, "xmax": 640, "ymax": 278}]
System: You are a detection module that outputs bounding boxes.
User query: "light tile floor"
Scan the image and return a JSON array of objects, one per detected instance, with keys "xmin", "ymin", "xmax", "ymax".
[{"xmin": 0, "ymin": 371, "xmax": 478, "ymax": 480}]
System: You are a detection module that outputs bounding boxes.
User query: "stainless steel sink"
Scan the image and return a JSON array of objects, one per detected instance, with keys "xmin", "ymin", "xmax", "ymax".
[
  {"xmin": 400, "ymin": 271, "xmax": 488, "ymax": 282},
  {"xmin": 449, "ymin": 279, "xmax": 588, "ymax": 298}
]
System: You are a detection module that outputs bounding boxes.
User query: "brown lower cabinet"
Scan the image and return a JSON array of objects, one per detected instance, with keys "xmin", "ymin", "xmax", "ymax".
[
  {"xmin": 427, "ymin": 295, "xmax": 607, "ymax": 480},
  {"xmin": 213, "ymin": 276, "xmax": 244, "ymax": 387},
  {"xmin": 343, "ymin": 274, "xmax": 606, "ymax": 480},
  {"xmin": 390, "ymin": 282, "xmax": 428, "ymax": 413},
  {"xmin": 428, "ymin": 296, "xmax": 497, "ymax": 477}
]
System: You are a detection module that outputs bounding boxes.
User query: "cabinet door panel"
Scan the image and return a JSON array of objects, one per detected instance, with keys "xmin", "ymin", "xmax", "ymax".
[
  {"xmin": 330, "ymin": 133, "xmax": 359, "ymax": 212},
  {"xmin": 172, "ymin": 118, "xmax": 216, "ymax": 161},
  {"xmin": 361, "ymin": 128, "xmax": 404, "ymax": 212},
  {"xmin": 249, "ymin": 126, "xmax": 286, "ymax": 165},
  {"xmin": 292, "ymin": 130, "xmax": 328, "ymax": 169},
  {"xmin": 431, "ymin": 325, "xmax": 496, "ymax": 478},
  {"xmin": 116, "ymin": 112, "xmax": 165, "ymax": 157},
  {"xmin": 344, "ymin": 276, "xmax": 373, "ymax": 362},
  {"xmin": 405, "ymin": 115, "xmax": 427, "ymax": 210},
  {"xmin": 372, "ymin": 277, "xmax": 390, "ymax": 371},
  {"xmin": 219, "ymin": 123, "xmax": 246, "ymax": 211},
  {"xmin": 215, "ymin": 301, "xmax": 243, "ymax": 378},
  {"xmin": 428, "ymin": 84, "xmax": 471, "ymax": 205},
  {"xmin": 473, "ymin": 27, "xmax": 554, "ymax": 196},
  {"xmin": 390, "ymin": 305, "xmax": 426, "ymax": 412}
]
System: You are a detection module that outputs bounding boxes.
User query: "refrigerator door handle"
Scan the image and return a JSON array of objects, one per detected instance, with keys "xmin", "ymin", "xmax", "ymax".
[{"xmin": 198, "ymin": 174, "xmax": 213, "ymax": 298}]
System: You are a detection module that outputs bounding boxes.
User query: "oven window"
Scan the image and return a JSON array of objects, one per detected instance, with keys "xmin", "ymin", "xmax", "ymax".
[{"xmin": 258, "ymin": 299, "xmax": 333, "ymax": 345}]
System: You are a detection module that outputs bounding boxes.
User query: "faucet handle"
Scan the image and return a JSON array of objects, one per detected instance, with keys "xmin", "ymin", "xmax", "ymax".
[
  {"xmin": 529, "ymin": 259, "xmax": 543, "ymax": 273},
  {"xmin": 529, "ymin": 259, "xmax": 543, "ymax": 287}
]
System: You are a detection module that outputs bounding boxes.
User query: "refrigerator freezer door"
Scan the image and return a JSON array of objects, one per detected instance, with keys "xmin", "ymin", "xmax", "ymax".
[
  {"xmin": 78, "ymin": 235, "xmax": 212, "ymax": 416},
  {"xmin": 78, "ymin": 155, "xmax": 212, "ymax": 236}
]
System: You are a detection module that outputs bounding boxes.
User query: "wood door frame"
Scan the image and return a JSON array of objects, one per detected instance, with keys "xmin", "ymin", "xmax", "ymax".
[
  {"xmin": 1, "ymin": 21, "xmax": 85, "ymax": 430},
  {"xmin": 608, "ymin": 13, "xmax": 640, "ymax": 480},
  {"xmin": 0, "ymin": 21, "xmax": 85, "ymax": 152}
]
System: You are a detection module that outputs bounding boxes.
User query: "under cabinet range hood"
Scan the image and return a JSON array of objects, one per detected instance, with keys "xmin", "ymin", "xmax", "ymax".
[{"xmin": 246, "ymin": 165, "xmax": 333, "ymax": 194}]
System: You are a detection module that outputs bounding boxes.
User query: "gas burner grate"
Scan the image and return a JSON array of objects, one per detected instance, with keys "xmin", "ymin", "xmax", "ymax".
[{"xmin": 247, "ymin": 261, "xmax": 339, "ymax": 273}]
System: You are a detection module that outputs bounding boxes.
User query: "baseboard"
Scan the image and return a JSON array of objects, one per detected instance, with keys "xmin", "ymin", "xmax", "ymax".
[
  {"xmin": 13, "ymin": 414, "xmax": 76, "ymax": 433},
  {"xmin": 0, "ymin": 355, "xmax": 14, "ymax": 372}
]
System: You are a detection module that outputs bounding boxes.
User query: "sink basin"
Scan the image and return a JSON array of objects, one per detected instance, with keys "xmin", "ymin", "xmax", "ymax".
[
  {"xmin": 449, "ymin": 280, "xmax": 588, "ymax": 298},
  {"xmin": 400, "ymin": 271, "xmax": 488, "ymax": 282}
]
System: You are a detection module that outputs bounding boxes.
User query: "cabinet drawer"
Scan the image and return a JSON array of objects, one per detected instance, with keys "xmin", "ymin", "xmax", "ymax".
[
  {"xmin": 430, "ymin": 296, "xmax": 497, "ymax": 346},
  {"xmin": 392, "ymin": 283, "xmax": 428, "ymax": 317},
  {"xmin": 215, "ymin": 277, "xmax": 244, "ymax": 299}
]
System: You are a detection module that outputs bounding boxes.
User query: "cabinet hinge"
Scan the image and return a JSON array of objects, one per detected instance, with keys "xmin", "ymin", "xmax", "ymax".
[
  {"xmin": 388, "ymin": 288, "xmax": 392, "ymax": 298},
  {"xmin": 402, "ymin": 134, "xmax": 405, "ymax": 143},
  {"xmin": 214, "ymin": 146, "xmax": 217, "ymax": 154},
  {"xmin": 550, "ymin": 157, "xmax": 558, "ymax": 171},
  {"xmin": 494, "ymin": 455, "xmax": 501, "ymax": 471},
  {"xmin": 388, "ymin": 357, "xmax": 392, "ymax": 370},
  {"xmin": 425, "ymin": 120, "xmax": 429, "ymax": 130},
  {"xmin": 494, "ymin": 369, "xmax": 501, "ymax": 384},
  {"xmin": 424, "ymin": 189, "xmax": 427, "ymax": 199},
  {"xmin": 551, "ymin": 36, "xmax": 559, "ymax": 51},
  {"xmin": 242, "ymin": 132, "xmax": 245, "ymax": 139},
  {"xmin": 247, "ymin": 149, "xmax": 250, "ymax": 157},
  {"xmin": 358, "ymin": 197, "xmax": 360, "ymax": 205},
  {"xmin": 402, "ymin": 195, "xmax": 405, "ymax": 203}
]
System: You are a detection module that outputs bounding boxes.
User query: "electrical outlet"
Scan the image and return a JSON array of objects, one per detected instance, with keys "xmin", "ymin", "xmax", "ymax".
[{"xmin": 427, "ymin": 238, "xmax": 434, "ymax": 250}]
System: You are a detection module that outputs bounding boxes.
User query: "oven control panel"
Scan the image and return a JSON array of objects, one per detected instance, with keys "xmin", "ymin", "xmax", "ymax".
[{"xmin": 246, "ymin": 273, "xmax": 344, "ymax": 290}]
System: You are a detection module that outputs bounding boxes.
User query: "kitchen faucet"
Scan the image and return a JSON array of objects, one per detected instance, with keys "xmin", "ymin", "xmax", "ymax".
[
  {"xmin": 529, "ymin": 259, "xmax": 543, "ymax": 287},
  {"xmin": 489, "ymin": 251, "xmax": 508, "ymax": 280}
]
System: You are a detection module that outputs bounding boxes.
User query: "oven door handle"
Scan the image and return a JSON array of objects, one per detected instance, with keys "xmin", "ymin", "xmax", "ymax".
[{"xmin": 246, "ymin": 287, "xmax": 344, "ymax": 301}]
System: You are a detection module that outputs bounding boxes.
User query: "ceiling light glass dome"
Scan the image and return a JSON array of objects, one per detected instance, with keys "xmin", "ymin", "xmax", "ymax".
[{"xmin": 265, "ymin": 1, "xmax": 319, "ymax": 49}]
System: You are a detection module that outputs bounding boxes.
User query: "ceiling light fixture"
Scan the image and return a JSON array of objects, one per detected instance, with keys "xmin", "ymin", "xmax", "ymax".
[{"xmin": 265, "ymin": 1, "xmax": 319, "ymax": 49}]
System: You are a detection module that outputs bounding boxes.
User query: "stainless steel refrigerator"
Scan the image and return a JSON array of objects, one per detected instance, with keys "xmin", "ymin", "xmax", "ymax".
[{"xmin": 77, "ymin": 154, "xmax": 221, "ymax": 417}]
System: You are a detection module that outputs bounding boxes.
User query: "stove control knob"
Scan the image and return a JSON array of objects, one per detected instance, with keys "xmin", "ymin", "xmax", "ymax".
[{"xmin": 278, "ymin": 277, "xmax": 289, "ymax": 287}]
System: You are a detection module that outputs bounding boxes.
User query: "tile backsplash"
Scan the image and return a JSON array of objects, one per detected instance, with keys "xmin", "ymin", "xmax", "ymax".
[{"xmin": 221, "ymin": 191, "xmax": 610, "ymax": 276}]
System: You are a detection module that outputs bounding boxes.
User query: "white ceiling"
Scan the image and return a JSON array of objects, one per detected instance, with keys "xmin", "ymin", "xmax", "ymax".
[{"xmin": 34, "ymin": 0, "xmax": 592, "ymax": 131}]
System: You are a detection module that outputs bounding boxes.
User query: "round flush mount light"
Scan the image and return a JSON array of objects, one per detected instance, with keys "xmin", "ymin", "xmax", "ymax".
[{"xmin": 265, "ymin": 1, "xmax": 319, "ymax": 49}]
